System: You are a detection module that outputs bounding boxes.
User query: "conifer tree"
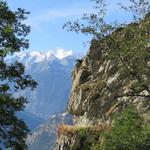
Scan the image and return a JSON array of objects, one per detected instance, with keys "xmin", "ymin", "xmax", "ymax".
[{"xmin": 0, "ymin": 1, "xmax": 37, "ymax": 149}]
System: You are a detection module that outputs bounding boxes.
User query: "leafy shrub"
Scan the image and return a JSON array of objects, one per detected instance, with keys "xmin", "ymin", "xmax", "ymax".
[{"xmin": 92, "ymin": 106, "xmax": 150, "ymax": 150}]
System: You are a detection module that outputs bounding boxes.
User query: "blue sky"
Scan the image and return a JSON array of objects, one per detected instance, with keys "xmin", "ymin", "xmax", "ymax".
[{"xmin": 6, "ymin": 0, "xmax": 132, "ymax": 54}]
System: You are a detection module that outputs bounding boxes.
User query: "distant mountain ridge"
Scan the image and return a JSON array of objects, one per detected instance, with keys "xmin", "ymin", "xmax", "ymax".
[
  {"xmin": 7, "ymin": 49, "xmax": 76, "ymax": 119},
  {"xmin": 26, "ymin": 112, "xmax": 72, "ymax": 150}
]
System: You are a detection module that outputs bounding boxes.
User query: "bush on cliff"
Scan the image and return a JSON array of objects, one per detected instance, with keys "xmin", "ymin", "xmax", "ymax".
[{"xmin": 92, "ymin": 106, "xmax": 150, "ymax": 150}]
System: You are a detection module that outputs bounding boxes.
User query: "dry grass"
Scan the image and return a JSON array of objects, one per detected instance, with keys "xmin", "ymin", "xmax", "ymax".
[
  {"xmin": 56, "ymin": 125, "xmax": 79, "ymax": 137},
  {"xmin": 56, "ymin": 124, "xmax": 112, "ymax": 137}
]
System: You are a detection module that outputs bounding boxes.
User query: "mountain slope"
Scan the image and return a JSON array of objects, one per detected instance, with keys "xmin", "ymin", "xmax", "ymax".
[
  {"xmin": 7, "ymin": 49, "xmax": 76, "ymax": 119},
  {"xmin": 17, "ymin": 111, "xmax": 45, "ymax": 130},
  {"xmin": 26, "ymin": 112, "xmax": 72, "ymax": 150}
]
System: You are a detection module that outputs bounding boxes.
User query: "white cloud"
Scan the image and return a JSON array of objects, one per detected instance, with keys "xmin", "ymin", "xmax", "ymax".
[
  {"xmin": 26, "ymin": 0, "xmax": 130, "ymax": 31},
  {"xmin": 27, "ymin": 8, "xmax": 92, "ymax": 30}
]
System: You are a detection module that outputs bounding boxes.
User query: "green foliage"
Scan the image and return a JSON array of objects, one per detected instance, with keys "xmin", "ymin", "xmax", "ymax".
[
  {"xmin": 78, "ymin": 128, "xmax": 95, "ymax": 150},
  {"xmin": 104, "ymin": 15, "xmax": 150, "ymax": 99},
  {"xmin": 103, "ymin": 107, "xmax": 145, "ymax": 150},
  {"xmin": 0, "ymin": 1, "xmax": 37, "ymax": 149},
  {"xmin": 73, "ymin": 107, "xmax": 150, "ymax": 150},
  {"xmin": 0, "ymin": 94, "xmax": 29, "ymax": 149},
  {"xmin": 92, "ymin": 106, "xmax": 150, "ymax": 150}
]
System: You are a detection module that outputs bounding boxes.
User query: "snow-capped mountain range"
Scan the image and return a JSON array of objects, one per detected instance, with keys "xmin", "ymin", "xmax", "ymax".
[
  {"xmin": 7, "ymin": 49, "xmax": 77, "ymax": 119},
  {"xmin": 7, "ymin": 48, "xmax": 73, "ymax": 66}
]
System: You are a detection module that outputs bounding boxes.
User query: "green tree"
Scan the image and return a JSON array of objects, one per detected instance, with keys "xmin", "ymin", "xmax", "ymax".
[{"xmin": 0, "ymin": 1, "xmax": 37, "ymax": 149}]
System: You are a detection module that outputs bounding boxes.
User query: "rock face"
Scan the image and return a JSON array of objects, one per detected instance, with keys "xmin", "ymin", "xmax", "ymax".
[
  {"xmin": 68, "ymin": 40, "xmax": 124, "ymax": 126},
  {"xmin": 55, "ymin": 16, "xmax": 150, "ymax": 149},
  {"xmin": 55, "ymin": 38, "xmax": 149, "ymax": 149},
  {"xmin": 68, "ymin": 39, "xmax": 149, "ymax": 126},
  {"xmin": 54, "ymin": 40, "xmax": 122, "ymax": 149},
  {"xmin": 55, "ymin": 133, "xmax": 81, "ymax": 150}
]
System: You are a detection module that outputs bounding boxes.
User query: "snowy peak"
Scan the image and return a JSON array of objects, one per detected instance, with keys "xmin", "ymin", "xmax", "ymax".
[
  {"xmin": 6, "ymin": 48, "xmax": 74, "ymax": 65},
  {"xmin": 11, "ymin": 48, "xmax": 76, "ymax": 119},
  {"xmin": 55, "ymin": 49, "xmax": 72, "ymax": 59},
  {"xmin": 16, "ymin": 49, "xmax": 73, "ymax": 62}
]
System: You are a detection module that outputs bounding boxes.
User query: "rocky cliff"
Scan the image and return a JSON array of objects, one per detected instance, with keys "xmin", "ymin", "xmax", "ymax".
[
  {"xmin": 55, "ymin": 15, "xmax": 150, "ymax": 150},
  {"xmin": 54, "ymin": 40, "xmax": 121, "ymax": 150}
]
